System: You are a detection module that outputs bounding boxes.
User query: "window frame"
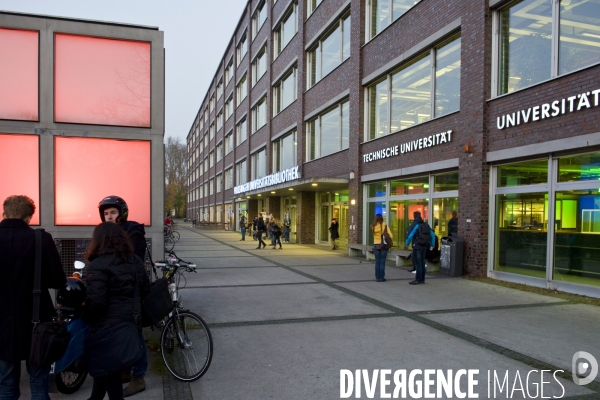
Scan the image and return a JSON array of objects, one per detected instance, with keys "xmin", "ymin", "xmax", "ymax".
[
  {"xmin": 306, "ymin": 99, "xmax": 350, "ymax": 161},
  {"xmin": 307, "ymin": 13, "xmax": 351, "ymax": 88},
  {"xmin": 272, "ymin": 130, "xmax": 297, "ymax": 171},
  {"xmin": 273, "ymin": 66, "xmax": 298, "ymax": 115},
  {"xmin": 252, "ymin": 45, "xmax": 268, "ymax": 87},
  {"xmin": 251, "ymin": 96, "xmax": 268, "ymax": 133},
  {"xmin": 236, "ymin": 31, "xmax": 248, "ymax": 66},
  {"xmin": 236, "ymin": 117, "xmax": 248, "ymax": 145},
  {"xmin": 274, "ymin": 1, "xmax": 298, "ymax": 58},
  {"xmin": 365, "ymin": 0, "xmax": 422, "ymax": 41},
  {"xmin": 252, "ymin": 1, "xmax": 268, "ymax": 40}
]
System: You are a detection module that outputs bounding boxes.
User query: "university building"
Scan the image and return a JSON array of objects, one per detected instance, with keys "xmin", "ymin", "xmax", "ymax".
[{"xmin": 186, "ymin": 0, "xmax": 600, "ymax": 297}]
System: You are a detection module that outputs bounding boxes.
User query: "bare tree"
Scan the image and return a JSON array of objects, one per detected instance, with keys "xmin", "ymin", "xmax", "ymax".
[{"xmin": 164, "ymin": 136, "xmax": 187, "ymax": 217}]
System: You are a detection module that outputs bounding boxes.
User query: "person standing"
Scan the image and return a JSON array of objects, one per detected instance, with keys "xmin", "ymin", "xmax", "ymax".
[
  {"xmin": 283, "ymin": 213, "xmax": 291, "ymax": 243},
  {"xmin": 239, "ymin": 213, "xmax": 246, "ymax": 241},
  {"xmin": 83, "ymin": 222, "xmax": 150, "ymax": 400},
  {"xmin": 371, "ymin": 214, "xmax": 392, "ymax": 282},
  {"xmin": 0, "ymin": 195, "xmax": 66, "ymax": 400},
  {"xmin": 407, "ymin": 211, "xmax": 423, "ymax": 274},
  {"xmin": 270, "ymin": 216, "xmax": 283, "ymax": 250},
  {"xmin": 448, "ymin": 210, "xmax": 458, "ymax": 237},
  {"xmin": 252, "ymin": 216, "xmax": 259, "ymax": 241},
  {"xmin": 328, "ymin": 218, "xmax": 339, "ymax": 250},
  {"xmin": 405, "ymin": 216, "xmax": 436, "ymax": 285},
  {"xmin": 97, "ymin": 196, "xmax": 148, "ymax": 397},
  {"xmin": 255, "ymin": 215, "xmax": 267, "ymax": 249},
  {"xmin": 267, "ymin": 214, "xmax": 275, "ymax": 246}
]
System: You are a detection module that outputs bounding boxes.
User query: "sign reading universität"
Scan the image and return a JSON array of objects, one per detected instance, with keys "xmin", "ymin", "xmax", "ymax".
[
  {"xmin": 362, "ymin": 130, "xmax": 453, "ymax": 164},
  {"xmin": 234, "ymin": 166, "xmax": 301, "ymax": 195}
]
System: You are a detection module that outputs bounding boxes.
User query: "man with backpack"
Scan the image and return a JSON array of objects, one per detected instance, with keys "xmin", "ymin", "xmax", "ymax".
[
  {"xmin": 405, "ymin": 211, "xmax": 436, "ymax": 285},
  {"xmin": 239, "ymin": 213, "xmax": 247, "ymax": 241}
]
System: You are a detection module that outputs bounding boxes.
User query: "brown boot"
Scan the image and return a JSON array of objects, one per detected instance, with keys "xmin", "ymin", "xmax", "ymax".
[{"xmin": 123, "ymin": 375, "xmax": 145, "ymax": 397}]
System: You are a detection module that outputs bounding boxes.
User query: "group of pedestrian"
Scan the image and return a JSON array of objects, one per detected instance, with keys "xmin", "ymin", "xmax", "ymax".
[
  {"xmin": 0, "ymin": 194, "xmax": 150, "ymax": 400},
  {"xmin": 250, "ymin": 213, "xmax": 284, "ymax": 249}
]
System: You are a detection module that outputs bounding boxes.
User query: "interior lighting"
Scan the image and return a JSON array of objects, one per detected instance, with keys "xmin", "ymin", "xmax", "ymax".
[
  {"xmin": 289, "ymin": 188, "xmax": 293, "ymax": 191},
  {"xmin": 271, "ymin": 191, "xmax": 276, "ymax": 194},
  {"xmin": 258, "ymin": 194, "xmax": 261, "ymax": 197},
  {"xmin": 351, "ymin": 199, "xmax": 356, "ymax": 205},
  {"xmin": 312, "ymin": 183, "xmax": 318, "ymax": 186}
]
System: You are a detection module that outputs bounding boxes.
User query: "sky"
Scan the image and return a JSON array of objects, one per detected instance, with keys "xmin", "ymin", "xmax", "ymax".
[{"xmin": 0, "ymin": 0, "xmax": 248, "ymax": 142}]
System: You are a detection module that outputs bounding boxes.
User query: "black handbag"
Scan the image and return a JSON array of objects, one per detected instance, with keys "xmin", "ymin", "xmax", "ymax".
[
  {"xmin": 84, "ymin": 262, "xmax": 144, "ymax": 377},
  {"xmin": 381, "ymin": 225, "xmax": 393, "ymax": 249},
  {"xmin": 142, "ymin": 278, "xmax": 172, "ymax": 327},
  {"xmin": 29, "ymin": 229, "xmax": 70, "ymax": 368}
]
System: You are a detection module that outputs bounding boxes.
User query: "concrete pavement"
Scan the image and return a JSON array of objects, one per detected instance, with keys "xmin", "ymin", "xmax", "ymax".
[{"xmin": 20, "ymin": 222, "xmax": 599, "ymax": 399}]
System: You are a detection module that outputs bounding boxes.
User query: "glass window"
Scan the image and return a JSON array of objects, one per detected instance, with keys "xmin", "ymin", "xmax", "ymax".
[
  {"xmin": 559, "ymin": 0, "xmax": 600, "ymax": 75},
  {"xmin": 0, "ymin": 28, "xmax": 38, "ymax": 121},
  {"xmin": 209, "ymin": 151, "xmax": 214, "ymax": 168},
  {"xmin": 275, "ymin": 2, "xmax": 298, "ymax": 57},
  {"xmin": 216, "ymin": 143, "xmax": 223, "ymax": 162},
  {"xmin": 369, "ymin": 0, "xmax": 421, "ymax": 39},
  {"xmin": 366, "ymin": 201, "xmax": 388, "ymax": 245},
  {"xmin": 225, "ymin": 96, "xmax": 233, "ymax": 120},
  {"xmin": 225, "ymin": 131, "xmax": 234, "ymax": 155},
  {"xmin": 495, "ymin": 192, "xmax": 548, "ymax": 278},
  {"xmin": 273, "ymin": 131, "xmax": 297, "ymax": 171},
  {"xmin": 434, "ymin": 172, "xmax": 459, "ymax": 192},
  {"xmin": 209, "ymin": 123, "xmax": 215, "ymax": 140},
  {"xmin": 368, "ymin": 35, "xmax": 460, "ymax": 140},
  {"xmin": 209, "ymin": 94, "xmax": 215, "ymax": 112},
  {"xmin": 225, "ymin": 58, "xmax": 234, "ymax": 85},
  {"xmin": 307, "ymin": 0, "xmax": 323, "ymax": 16},
  {"xmin": 225, "ymin": 167, "xmax": 233, "ymax": 189},
  {"xmin": 237, "ymin": 74, "xmax": 248, "ymax": 103},
  {"xmin": 252, "ymin": 97, "xmax": 267, "ymax": 133},
  {"xmin": 209, "ymin": 178, "xmax": 214, "ymax": 195},
  {"xmin": 251, "ymin": 149, "xmax": 267, "ymax": 179},
  {"xmin": 498, "ymin": 159, "xmax": 548, "ymax": 187},
  {"xmin": 390, "ymin": 176, "xmax": 429, "ymax": 195},
  {"xmin": 252, "ymin": 1, "xmax": 267, "ymax": 39},
  {"xmin": 308, "ymin": 14, "xmax": 351, "ymax": 87},
  {"xmin": 55, "ymin": 34, "xmax": 150, "ymax": 127},
  {"xmin": 388, "ymin": 199, "xmax": 429, "ymax": 250},
  {"xmin": 433, "ymin": 197, "xmax": 459, "ymax": 238},
  {"xmin": 237, "ymin": 33, "xmax": 248, "ymax": 66},
  {"xmin": 216, "ymin": 173, "xmax": 223, "ymax": 193},
  {"xmin": 307, "ymin": 100, "xmax": 350, "ymax": 160},
  {"xmin": 55, "ymin": 137, "xmax": 150, "ymax": 225},
  {"xmin": 0, "ymin": 134, "xmax": 40, "ymax": 224},
  {"xmin": 236, "ymin": 159, "xmax": 247, "ymax": 185},
  {"xmin": 216, "ymin": 78, "xmax": 223, "ymax": 99},
  {"xmin": 216, "ymin": 111, "xmax": 223, "ymax": 131},
  {"xmin": 252, "ymin": 46, "xmax": 268, "ymax": 86},
  {"xmin": 367, "ymin": 182, "xmax": 387, "ymax": 198},
  {"xmin": 273, "ymin": 67, "xmax": 297, "ymax": 114},
  {"xmin": 558, "ymin": 152, "xmax": 600, "ymax": 182},
  {"xmin": 236, "ymin": 118, "xmax": 247, "ymax": 144}
]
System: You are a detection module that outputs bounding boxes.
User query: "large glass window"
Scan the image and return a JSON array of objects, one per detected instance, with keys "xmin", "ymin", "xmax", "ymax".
[
  {"xmin": 498, "ymin": 159, "xmax": 548, "ymax": 187},
  {"xmin": 55, "ymin": 34, "xmax": 150, "ymax": 127},
  {"xmin": 368, "ymin": 35, "xmax": 461, "ymax": 139},
  {"xmin": 252, "ymin": 1, "xmax": 267, "ymax": 39},
  {"xmin": 273, "ymin": 131, "xmax": 297, "ymax": 171},
  {"xmin": 252, "ymin": 46, "xmax": 268, "ymax": 86},
  {"xmin": 252, "ymin": 97, "xmax": 267, "ymax": 133},
  {"xmin": 55, "ymin": 137, "xmax": 150, "ymax": 225},
  {"xmin": 237, "ymin": 33, "xmax": 248, "ymax": 66},
  {"xmin": 251, "ymin": 148, "xmax": 267, "ymax": 179},
  {"xmin": 308, "ymin": 14, "xmax": 351, "ymax": 87},
  {"xmin": 225, "ymin": 167, "xmax": 233, "ymax": 189},
  {"xmin": 0, "ymin": 28, "xmax": 38, "ymax": 121},
  {"xmin": 273, "ymin": 67, "xmax": 297, "ymax": 115},
  {"xmin": 497, "ymin": 0, "xmax": 600, "ymax": 96},
  {"xmin": 390, "ymin": 176, "xmax": 429, "ymax": 195},
  {"xmin": 274, "ymin": 2, "xmax": 298, "ymax": 57},
  {"xmin": 368, "ymin": 0, "xmax": 421, "ymax": 39},
  {"xmin": 236, "ymin": 159, "xmax": 247, "ymax": 185},
  {"xmin": 216, "ymin": 173, "xmax": 223, "ymax": 193},
  {"xmin": 237, "ymin": 74, "xmax": 248, "ymax": 103},
  {"xmin": 236, "ymin": 117, "xmax": 247, "ymax": 144},
  {"xmin": 225, "ymin": 131, "xmax": 234, "ymax": 155},
  {"xmin": 0, "ymin": 134, "xmax": 40, "ymax": 224},
  {"xmin": 558, "ymin": 152, "xmax": 600, "ymax": 182},
  {"xmin": 307, "ymin": 100, "xmax": 349, "ymax": 160}
]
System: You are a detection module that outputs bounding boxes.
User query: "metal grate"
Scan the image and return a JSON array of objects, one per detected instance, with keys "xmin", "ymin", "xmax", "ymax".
[{"xmin": 55, "ymin": 238, "xmax": 153, "ymax": 278}]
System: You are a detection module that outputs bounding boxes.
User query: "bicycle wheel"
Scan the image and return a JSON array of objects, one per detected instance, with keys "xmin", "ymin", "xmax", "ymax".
[
  {"xmin": 171, "ymin": 231, "xmax": 180, "ymax": 243},
  {"xmin": 164, "ymin": 236, "xmax": 175, "ymax": 252},
  {"xmin": 55, "ymin": 356, "xmax": 88, "ymax": 394},
  {"xmin": 160, "ymin": 311, "xmax": 213, "ymax": 382}
]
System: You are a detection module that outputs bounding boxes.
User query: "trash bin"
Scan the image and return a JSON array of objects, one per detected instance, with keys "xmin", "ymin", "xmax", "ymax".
[
  {"xmin": 183, "ymin": 218, "xmax": 187, "ymax": 222},
  {"xmin": 440, "ymin": 236, "xmax": 464, "ymax": 277}
]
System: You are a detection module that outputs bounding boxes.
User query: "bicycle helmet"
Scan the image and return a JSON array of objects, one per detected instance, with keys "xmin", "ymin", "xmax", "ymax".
[
  {"xmin": 56, "ymin": 277, "xmax": 86, "ymax": 312},
  {"xmin": 98, "ymin": 196, "xmax": 129, "ymax": 223}
]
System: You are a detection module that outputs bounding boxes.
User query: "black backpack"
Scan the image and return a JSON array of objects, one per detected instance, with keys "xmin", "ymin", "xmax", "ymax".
[{"xmin": 415, "ymin": 221, "xmax": 432, "ymax": 246}]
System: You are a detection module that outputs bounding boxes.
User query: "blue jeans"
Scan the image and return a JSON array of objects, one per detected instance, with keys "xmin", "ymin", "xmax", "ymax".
[
  {"xmin": 131, "ymin": 330, "xmax": 147, "ymax": 377},
  {"xmin": 240, "ymin": 227, "xmax": 246, "ymax": 240},
  {"xmin": 269, "ymin": 232, "xmax": 275, "ymax": 245},
  {"xmin": 284, "ymin": 230, "xmax": 290, "ymax": 242},
  {"xmin": 413, "ymin": 247, "xmax": 427, "ymax": 283},
  {"xmin": 373, "ymin": 247, "xmax": 388, "ymax": 280},
  {"xmin": 0, "ymin": 359, "xmax": 50, "ymax": 400}
]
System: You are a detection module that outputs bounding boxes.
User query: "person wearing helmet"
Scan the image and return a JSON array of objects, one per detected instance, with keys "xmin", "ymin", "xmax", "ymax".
[
  {"xmin": 97, "ymin": 196, "xmax": 148, "ymax": 397},
  {"xmin": 56, "ymin": 277, "xmax": 86, "ymax": 314},
  {"xmin": 0, "ymin": 195, "xmax": 66, "ymax": 399}
]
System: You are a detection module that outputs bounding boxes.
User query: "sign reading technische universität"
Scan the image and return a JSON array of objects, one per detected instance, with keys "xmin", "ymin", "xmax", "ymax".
[
  {"xmin": 362, "ymin": 130, "xmax": 453, "ymax": 164},
  {"xmin": 234, "ymin": 166, "xmax": 301, "ymax": 195}
]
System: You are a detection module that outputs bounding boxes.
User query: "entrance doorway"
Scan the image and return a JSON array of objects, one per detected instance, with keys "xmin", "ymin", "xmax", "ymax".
[
  {"xmin": 318, "ymin": 190, "xmax": 349, "ymax": 247},
  {"xmin": 282, "ymin": 196, "xmax": 297, "ymax": 243}
]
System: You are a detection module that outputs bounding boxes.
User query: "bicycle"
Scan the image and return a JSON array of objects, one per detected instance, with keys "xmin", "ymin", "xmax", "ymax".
[
  {"xmin": 164, "ymin": 225, "xmax": 180, "ymax": 251},
  {"xmin": 154, "ymin": 251, "xmax": 213, "ymax": 381}
]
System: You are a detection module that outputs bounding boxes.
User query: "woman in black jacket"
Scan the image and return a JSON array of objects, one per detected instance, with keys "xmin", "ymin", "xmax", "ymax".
[
  {"xmin": 83, "ymin": 222, "xmax": 150, "ymax": 400},
  {"xmin": 255, "ymin": 215, "xmax": 267, "ymax": 249}
]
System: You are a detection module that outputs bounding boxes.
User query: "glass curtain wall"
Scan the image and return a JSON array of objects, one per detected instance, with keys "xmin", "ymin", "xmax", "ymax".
[
  {"xmin": 492, "ymin": 152, "xmax": 600, "ymax": 288},
  {"xmin": 317, "ymin": 190, "xmax": 349, "ymax": 246},
  {"xmin": 282, "ymin": 196, "xmax": 297, "ymax": 243},
  {"xmin": 365, "ymin": 172, "xmax": 458, "ymax": 247}
]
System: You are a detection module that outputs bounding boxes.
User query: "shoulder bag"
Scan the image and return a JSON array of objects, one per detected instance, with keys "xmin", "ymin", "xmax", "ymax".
[
  {"xmin": 84, "ymin": 261, "xmax": 144, "ymax": 377},
  {"xmin": 29, "ymin": 229, "xmax": 70, "ymax": 368},
  {"xmin": 141, "ymin": 247, "xmax": 173, "ymax": 327},
  {"xmin": 381, "ymin": 225, "xmax": 394, "ymax": 250}
]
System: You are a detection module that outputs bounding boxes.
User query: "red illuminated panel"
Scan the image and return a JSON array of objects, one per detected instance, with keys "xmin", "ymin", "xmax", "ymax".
[
  {"xmin": 55, "ymin": 137, "xmax": 150, "ymax": 225},
  {"xmin": 55, "ymin": 34, "xmax": 150, "ymax": 127},
  {"xmin": 0, "ymin": 29, "xmax": 38, "ymax": 121},
  {"xmin": 0, "ymin": 134, "xmax": 40, "ymax": 225}
]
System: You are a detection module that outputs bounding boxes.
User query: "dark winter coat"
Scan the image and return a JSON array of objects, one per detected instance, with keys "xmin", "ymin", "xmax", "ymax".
[
  {"xmin": 0, "ymin": 219, "xmax": 66, "ymax": 361},
  {"xmin": 328, "ymin": 222, "xmax": 339, "ymax": 240},
  {"xmin": 257, "ymin": 217, "xmax": 266, "ymax": 232},
  {"xmin": 83, "ymin": 252, "xmax": 150, "ymax": 332},
  {"xmin": 120, "ymin": 220, "xmax": 147, "ymax": 261},
  {"xmin": 406, "ymin": 215, "xmax": 423, "ymax": 247}
]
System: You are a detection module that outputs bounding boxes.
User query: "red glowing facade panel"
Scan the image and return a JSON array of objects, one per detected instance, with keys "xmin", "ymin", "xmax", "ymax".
[
  {"xmin": 55, "ymin": 137, "xmax": 151, "ymax": 225},
  {"xmin": 54, "ymin": 34, "xmax": 151, "ymax": 127},
  {"xmin": 0, "ymin": 134, "xmax": 40, "ymax": 225},
  {"xmin": 0, "ymin": 28, "xmax": 39, "ymax": 121}
]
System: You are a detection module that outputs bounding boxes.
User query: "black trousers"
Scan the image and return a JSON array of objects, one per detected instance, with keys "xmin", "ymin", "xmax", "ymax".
[{"xmin": 89, "ymin": 371, "xmax": 123, "ymax": 400}]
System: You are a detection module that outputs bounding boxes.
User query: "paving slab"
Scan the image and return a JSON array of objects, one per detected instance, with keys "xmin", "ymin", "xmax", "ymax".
[
  {"xmin": 173, "ymin": 249, "xmax": 248, "ymax": 258},
  {"xmin": 186, "ymin": 256, "xmax": 277, "ymax": 268},
  {"xmin": 424, "ymin": 303, "xmax": 600, "ymax": 382},
  {"xmin": 265, "ymin": 255, "xmax": 365, "ymax": 266},
  {"xmin": 337, "ymin": 279, "xmax": 564, "ymax": 313},
  {"xmin": 180, "ymin": 284, "xmax": 393, "ymax": 324},
  {"xmin": 178, "ymin": 266, "xmax": 316, "ymax": 287},
  {"xmin": 193, "ymin": 317, "xmax": 591, "ymax": 399},
  {"xmin": 292, "ymin": 264, "xmax": 422, "ymax": 282}
]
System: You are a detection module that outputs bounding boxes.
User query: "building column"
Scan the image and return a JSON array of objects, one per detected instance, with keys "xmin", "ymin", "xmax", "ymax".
[{"xmin": 296, "ymin": 191, "xmax": 315, "ymax": 244}]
